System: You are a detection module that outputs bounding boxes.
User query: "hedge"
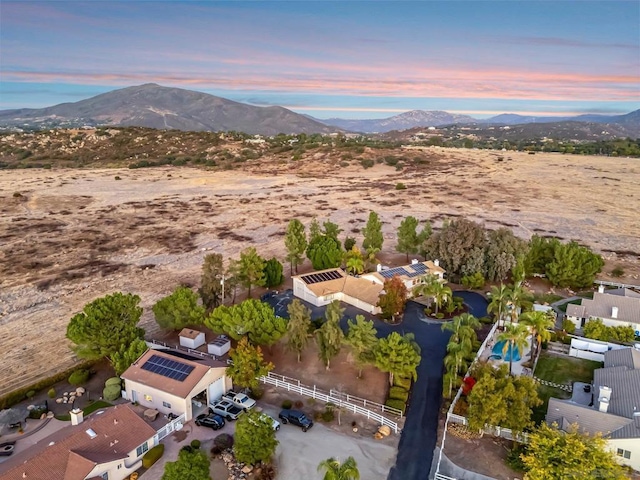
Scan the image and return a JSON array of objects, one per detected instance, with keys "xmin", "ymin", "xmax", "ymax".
[
  {"xmin": 103, "ymin": 384, "xmax": 121, "ymax": 401},
  {"xmin": 393, "ymin": 375, "xmax": 412, "ymax": 390},
  {"xmin": 142, "ymin": 444, "xmax": 164, "ymax": 468},
  {"xmin": 68, "ymin": 369, "xmax": 90, "ymax": 386},
  {"xmin": 385, "ymin": 399, "xmax": 406, "ymax": 414},
  {"xmin": 388, "ymin": 386, "xmax": 409, "ymax": 402},
  {"xmin": 105, "ymin": 377, "xmax": 122, "ymax": 387}
]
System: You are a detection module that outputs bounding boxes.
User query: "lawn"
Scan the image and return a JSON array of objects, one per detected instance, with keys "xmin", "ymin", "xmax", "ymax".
[
  {"xmin": 55, "ymin": 400, "xmax": 113, "ymax": 421},
  {"xmin": 534, "ymin": 351, "xmax": 602, "ymax": 385}
]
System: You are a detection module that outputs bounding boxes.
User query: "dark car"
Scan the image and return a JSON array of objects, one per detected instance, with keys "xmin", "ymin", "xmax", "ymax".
[
  {"xmin": 278, "ymin": 409, "xmax": 313, "ymax": 432},
  {"xmin": 195, "ymin": 413, "xmax": 225, "ymax": 430}
]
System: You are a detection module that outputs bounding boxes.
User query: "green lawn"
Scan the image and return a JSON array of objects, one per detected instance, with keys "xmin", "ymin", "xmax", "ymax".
[
  {"xmin": 55, "ymin": 400, "xmax": 113, "ymax": 421},
  {"xmin": 534, "ymin": 352, "xmax": 602, "ymax": 384}
]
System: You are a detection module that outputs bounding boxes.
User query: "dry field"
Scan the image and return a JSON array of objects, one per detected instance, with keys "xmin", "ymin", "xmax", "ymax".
[{"xmin": 1, "ymin": 148, "xmax": 639, "ymax": 399}]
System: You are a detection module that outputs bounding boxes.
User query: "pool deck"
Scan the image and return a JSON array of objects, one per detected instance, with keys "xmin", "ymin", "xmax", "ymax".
[{"xmin": 481, "ymin": 334, "xmax": 533, "ymax": 376}]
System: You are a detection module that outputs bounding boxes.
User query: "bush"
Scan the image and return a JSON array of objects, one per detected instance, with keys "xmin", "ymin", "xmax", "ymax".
[
  {"xmin": 48, "ymin": 388, "xmax": 56, "ymax": 398},
  {"xmin": 114, "ymin": 176, "xmax": 121, "ymax": 180},
  {"xmin": 506, "ymin": 445, "xmax": 527, "ymax": 472},
  {"xmin": 26, "ymin": 390, "xmax": 36, "ymax": 399},
  {"xmin": 360, "ymin": 159, "xmax": 374, "ymax": 169},
  {"xmin": 549, "ymin": 331, "xmax": 558, "ymax": 342},
  {"xmin": 611, "ymin": 266, "xmax": 624, "ymax": 278},
  {"xmin": 461, "ymin": 272, "xmax": 485, "ymax": 289},
  {"xmin": 180, "ymin": 445, "xmax": 194, "ymax": 454},
  {"xmin": 395, "ymin": 182, "xmax": 406, "ymax": 190},
  {"xmin": 102, "ymin": 384, "xmax": 121, "ymax": 401},
  {"xmin": 142, "ymin": 444, "xmax": 164, "ymax": 468},
  {"xmin": 105, "ymin": 377, "xmax": 122, "ymax": 387},
  {"xmin": 321, "ymin": 409, "xmax": 335, "ymax": 422},
  {"xmin": 388, "ymin": 386, "xmax": 409, "ymax": 402},
  {"xmin": 281, "ymin": 399, "xmax": 293, "ymax": 409},
  {"xmin": 293, "ymin": 400, "xmax": 304, "ymax": 409},
  {"xmin": 436, "ymin": 312, "xmax": 445, "ymax": 319},
  {"xmin": 190, "ymin": 439, "xmax": 201, "ymax": 449},
  {"xmin": 214, "ymin": 433, "xmax": 234, "ymax": 450},
  {"xmin": 393, "ymin": 375, "xmax": 412, "ymax": 390},
  {"xmin": 68, "ymin": 369, "xmax": 90, "ymax": 386},
  {"xmin": 249, "ymin": 386, "xmax": 264, "ymax": 400},
  {"xmin": 562, "ymin": 319, "xmax": 576, "ymax": 334},
  {"xmin": 385, "ymin": 398, "xmax": 406, "ymax": 414},
  {"xmin": 561, "ymin": 335, "xmax": 572, "ymax": 345}
]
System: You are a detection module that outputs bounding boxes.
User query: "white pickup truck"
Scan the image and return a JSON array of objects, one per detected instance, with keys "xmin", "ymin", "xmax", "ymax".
[
  {"xmin": 209, "ymin": 399, "xmax": 244, "ymax": 420},
  {"xmin": 221, "ymin": 391, "xmax": 257, "ymax": 411}
]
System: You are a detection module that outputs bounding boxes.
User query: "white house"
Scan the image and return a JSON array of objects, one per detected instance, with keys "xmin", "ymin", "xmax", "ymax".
[
  {"xmin": 179, "ymin": 328, "xmax": 206, "ymax": 349},
  {"xmin": 546, "ymin": 347, "xmax": 640, "ymax": 471},
  {"xmin": 566, "ymin": 286, "xmax": 640, "ymax": 336},
  {"xmin": 0, "ymin": 405, "xmax": 157, "ymax": 480},
  {"xmin": 121, "ymin": 348, "xmax": 231, "ymax": 421}
]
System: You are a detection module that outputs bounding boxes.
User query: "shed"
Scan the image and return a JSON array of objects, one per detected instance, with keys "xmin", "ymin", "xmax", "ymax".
[
  {"xmin": 208, "ymin": 335, "xmax": 231, "ymax": 356},
  {"xmin": 179, "ymin": 328, "xmax": 205, "ymax": 349}
]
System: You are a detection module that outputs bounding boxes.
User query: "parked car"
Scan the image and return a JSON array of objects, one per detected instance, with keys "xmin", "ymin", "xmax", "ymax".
[
  {"xmin": 222, "ymin": 391, "xmax": 256, "ymax": 411},
  {"xmin": 278, "ymin": 409, "xmax": 313, "ymax": 432},
  {"xmin": 194, "ymin": 413, "xmax": 225, "ymax": 430},
  {"xmin": 210, "ymin": 400, "xmax": 244, "ymax": 420},
  {"xmin": 250, "ymin": 413, "xmax": 280, "ymax": 431}
]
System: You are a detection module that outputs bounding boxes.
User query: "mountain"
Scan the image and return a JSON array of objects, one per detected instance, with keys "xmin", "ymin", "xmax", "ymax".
[
  {"xmin": 319, "ymin": 110, "xmax": 476, "ymax": 133},
  {"xmin": 482, "ymin": 110, "xmax": 640, "ymax": 127},
  {"xmin": 0, "ymin": 84, "xmax": 336, "ymax": 135}
]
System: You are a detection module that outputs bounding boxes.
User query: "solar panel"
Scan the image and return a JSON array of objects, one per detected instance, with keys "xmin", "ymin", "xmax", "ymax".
[
  {"xmin": 141, "ymin": 354, "xmax": 195, "ymax": 382},
  {"xmin": 411, "ymin": 263, "xmax": 428, "ymax": 273},
  {"xmin": 380, "ymin": 267, "xmax": 408, "ymax": 279},
  {"xmin": 301, "ymin": 270, "xmax": 343, "ymax": 285}
]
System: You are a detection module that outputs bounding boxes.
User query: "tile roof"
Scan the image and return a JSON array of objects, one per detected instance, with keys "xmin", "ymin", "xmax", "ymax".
[
  {"xmin": 568, "ymin": 290, "xmax": 640, "ymax": 324},
  {"xmin": 179, "ymin": 328, "xmax": 203, "ymax": 340},
  {"xmin": 294, "ymin": 268, "xmax": 384, "ymax": 306},
  {"xmin": 546, "ymin": 397, "xmax": 634, "ymax": 438},
  {"xmin": 565, "ymin": 303, "xmax": 586, "ymax": 318},
  {"xmin": 0, "ymin": 405, "xmax": 156, "ymax": 480},
  {"xmin": 604, "ymin": 348, "xmax": 640, "ymax": 370},
  {"xmin": 594, "ymin": 364, "xmax": 640, "ymax": 420},
  {"xmin": 367, "ymin": 260, "xmax": 445, "ymax": 284}
]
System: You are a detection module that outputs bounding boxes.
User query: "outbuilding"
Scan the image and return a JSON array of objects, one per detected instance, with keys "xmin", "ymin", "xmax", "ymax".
[{"xmin": 179, "ymin": 328, "xmax": 206, "ymax": 349}]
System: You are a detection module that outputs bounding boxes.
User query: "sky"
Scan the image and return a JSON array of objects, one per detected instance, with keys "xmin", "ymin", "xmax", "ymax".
[{"xmin": 0, "ymin": 1, "xmax": 639, "ymax": 119}]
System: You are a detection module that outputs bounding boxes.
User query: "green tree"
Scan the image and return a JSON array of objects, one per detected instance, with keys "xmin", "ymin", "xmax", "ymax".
[
  {"xmin": 263, "ymin": 257, "xmax": 284, "ymax": 288},
  {"xmin": 430, "ymin": 281, "xmax": 452, "ymax": 315},
  {"xmin": 162, "ymin": 447, "xmax": 210, "ymax": 480},
  {"xmin": 344, "ymin": 246, "xmax": 365, "ymax": 275},
  {"xmin": 377, "ymin": 276, "xmax": 408, "ymax": 322},
  {"xmin": 497, "ymin": 323, "xmax": 530, "ymax": 375},
  {"xmin": 199, "ymin": 252, "xmax": 224, "ymax": 310},
  {"xmin": 66, "ymin": 292, "xmax": 144, "ymax": 362},
  {"xmin": 443, "ymin": 341, "xmax": 468, "ymax": 398},
  {"xmin": 206, "ymin": 299, "xmax": 286, "ymax": 347},
  {"xmin": 522, "ymin": 422, "xmax": 627, "ymax": 480},
  {"xmin": 323, "ymin": 219, "xmax": 343, "ymax": 241},
  {"xmin": 308, "ymin": 217, "xmax": 322, "ymax": 244},
  {"xmin": 461, "ymin": 272, "xmax": 485, "ymax": 289},
  {"xmin": 506, "ymin": 281, "xmax": 528, "ymax": 324},
  {"xmin": 237, "ymin": 247, "xmax": 266, "ymax": 298},
  {"xmin": 442, "ymin": 313, "xmax": 480, "ymax": 349},
  {"xmin": 546, "ymin": 241, "xmax": 604, "ymax": 289},
  {"xmin": 285, "ymin": 299, "xmax": 312, "ymax": 362},
  {"xmin": 525, "ymin": 235, "xmax": 559, "ymax": 274},
  {"xmin": 396, "ymin": 216, "xmax": 420, "ymax": 262},
  {"xmin": 152, "ymin": 286, "xmax": 205, "ymax": 330},
  {"xmin": 374, "ymin": 332, "xmax": 421, "ymax": 386},
  {"xmin": 307, "ymin": 235, "xmax": 343, "ymax": 270},
  {"xmin": 343, "ymin": 236, "xmax": 356, "ymax": 251},
  {"xmin": 315, "ymin": 301, "xmax": 345, "ymax": 370},
  {"xmin": 111, "ymin": 338, "xmax": 148, "ymax": 376},
  {"xmin": 285, "ymin": 219, "xmax": 308, "ymax": 275},
  {"xmin": 226, "ymin": 337, "xmax": 274, "ymax": 391},
  {"xmin": 484, "ymin": 228, "xmax": 528, "ymax": 282},
  {"xmin": 417, "ymin": 221, "xmax": 433, "ymax": 260},
  {"xmin": 519, "ymin": 311, "xmax": 554, "ymax": 362},
  {"xmin": 234, "ymin": 409, "xmax": 279, "ymax": 465},
  {"xmin": 441, "ymin": 313, "xmax": 480, "ymax": 397},
  {"xmin": 487, "ymin": 284, "xmax": 510, "ymax": 325},
  {"xmin": 225, "ymin": 259, "xmax": 241, "ymax": 304},
  {"xmin": 317, "ymin": 456, "xmax": 360, "ymax": 480},
  {"xmin": 362, "ymin": 211, "xmax": 383, "ymax": 252},
  {"xmin": 345, "ymin": 315, "xmax": 378, "ymax": 378}
]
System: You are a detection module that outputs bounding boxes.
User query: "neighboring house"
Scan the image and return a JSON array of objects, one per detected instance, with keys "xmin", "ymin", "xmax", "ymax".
[
  {"xmin": 565, "ymin": 286, "xmax": 640, "ymax": 336},
  {"xmin": 546, "ymin": 347, "xmax": 640, "ymax": 471},
  {"xmin": 292, "ymin": 260, "xmax": 445, "ymax": 314},
  {"xmin": 0, "ymin": 405, "xmax": 157, "ymax": 480},
  {"xmin": 121, "ymin": 348, "xmax": 230, "ymax": 422}
]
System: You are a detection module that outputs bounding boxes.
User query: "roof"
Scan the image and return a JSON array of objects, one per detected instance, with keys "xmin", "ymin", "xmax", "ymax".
[
  {"xmin": 567, "ymin": 290, "xmax": 640, "ymax": 324},
  {"xmin": 594, "ymin": 363, "xmax": 640, "ymax": 419},
  {"xmin": 368, "ymin": 260, "xmax": 445, "ymax": 283},
  {"xmin": 604, "ymin": 347, "xmax": 640, "ymax": 370},
  {"xmin": 0, "ymin": 405, "xmax": 156, "ymax": 480},
  {"xmin": 546, "ymin": 397, "xmax": 635, "ymax": 438},
  {"xmin": 179, "ymin": 328, "xmax": 203, "ymax": 340},
  {"xmin": 293, "ymin": 268, "xmax": 384, "ymax": 306},
  {"xmin": 121, "ymin": 348, "xmax": 221, "ymax": 398}
]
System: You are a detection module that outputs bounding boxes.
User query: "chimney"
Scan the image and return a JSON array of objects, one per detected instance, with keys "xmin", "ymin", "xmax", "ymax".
[
  {"xmin": 434, "ymin": 259, "xmax": 440, "ymax": 267},
  {"xmin": 598, "ymin": 386, "xmax": 612, "ymax": 413},
  {"xmin": 70, "ymin": 408, "xmax": 84, "ymax": 425},
  {"xmin": 611, "ymin": 307, "xmax": 618, "ymax": 319},
  {"xmin": 598, "ymin": 284, "xmax": 605, "ymax": 294},
  {"xmin": 376, "ymin": 264, "xmax": 382, "ymax": 272}
]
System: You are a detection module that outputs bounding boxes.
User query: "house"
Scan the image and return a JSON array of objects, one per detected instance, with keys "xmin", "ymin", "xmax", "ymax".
[
  {"xmin": 545, "ymin": 347, "xmax": 640, "ymax": 471},
  {"xmin": 292, "ymin": 260, "xmax": 445, "ymax": 314},
  {"xmin": 566, "ymin": 286, "xmax": 640, "ymax": 336},
  {"xmin": 0, "ymin": 405, "xmax": 157, "ymax": 480},
  {"xmin": 178, "ymin": 328, "xmax": 205, "ymax": 349},
  {"xmin": 121, "ymin": 348, "xmax": 230, "ymax": 421}
]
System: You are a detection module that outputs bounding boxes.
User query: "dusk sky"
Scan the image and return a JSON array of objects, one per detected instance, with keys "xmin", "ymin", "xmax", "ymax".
[{"xmin": 1, "ymin": 1, "xmax": 639, "ymax": 119}]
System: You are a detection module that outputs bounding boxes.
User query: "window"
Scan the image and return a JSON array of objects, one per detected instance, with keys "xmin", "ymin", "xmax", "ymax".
[
  {"xmin": 136, "ymin": 442, "xmax": 149, "ymax": 457},
  {"xmin": 617, "ymin": 448, "xmax": 631, "ymax": 459},
  {"xmin": 162, "ymin": 401, "xmax": 171, "ymax": 408},
  {"xmin": 101, "ymin": 473, "xmax": 109, "ymax": 480},
  {"xmin": 144, "ymin": 394, "xmax": 152, "ymax": 402},
  {"xmin": 117, "ymin": 464, "xmax": 122, "ymax": 470}
]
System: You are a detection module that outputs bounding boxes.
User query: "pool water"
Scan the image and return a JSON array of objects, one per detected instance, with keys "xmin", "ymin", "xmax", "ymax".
[{"xmin": 492, "ymin": 340, "xmax": 522, "ymax": 362}]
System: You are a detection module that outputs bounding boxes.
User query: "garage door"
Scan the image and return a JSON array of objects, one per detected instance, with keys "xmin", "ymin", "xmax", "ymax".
[{"xmin": 208, "ymin": 377, "xmax": 225, "ymax": 404}]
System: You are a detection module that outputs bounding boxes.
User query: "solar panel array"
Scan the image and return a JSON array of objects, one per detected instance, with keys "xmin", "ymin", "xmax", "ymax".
[
  {"xmin": 141, "ymin": 354, "xmax": 195, "ymax": 382},
  {"xmin": 300, "ymin": 270, "xmax": 343, "ymax": 285},
  {"xmin": 379, "ymin": 263, "xmax": 429, "ymax": 279}
]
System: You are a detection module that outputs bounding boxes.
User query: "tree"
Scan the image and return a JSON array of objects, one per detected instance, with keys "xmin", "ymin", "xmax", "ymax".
[
  {"xmin": 284, "ymin": 219, "xmax": 307, "ymax": 275},
  {"xmin": 315, "ymin": 301, "xmax": 345, "ymax": 370},
  {"xmin": 521, "ymin": 422, "xmax": 627, "ymax": 480},
  {"xmin": 234, "ymin": 409, "xmax": 279, "ymax": 465},
  {"xmin": 343, "ymin": 236, "xmax": 356, "ymax": 251},
  {"xmin": 323, "ymin": 219, "xmax": 343, "ymax": 241},
  {"xmin": 152, "ymin": 286, "xmax": 205, "ymax": 330},
  {"xmin": 487, "ymin": 284, "xmax": 509, "ymax": 325},
  {"xmin": 344, "ymin": 246, "xmax": 365, "ymax": 275},
  {"xmin": 237, "ymin": 247, "xmax": 266, "ymax": 298},
  {"xmin": 484, "ymin": 228, "xmax": 528, "ymax": 282},
  {"xmin": 225, "ymin": 259, "xmax": 241, "ymax": 304},
  {"xmin": 285, "ymin": 299, "xmax": 312, "ymax": 362},
  {"xmin": 162, "ymin": 447, "xmax": 210, "ymax": 480},
  {"xmin": 442, "ymin": 313, "xmax": 480, "ymax": 397},
  {"xmin": 417, "ymin": 221, "xmax": 433, "ymax": 260},
  {"xmin": 317, "ymin": 456, "xmax": 360, "ymax": 480},
  {"xmin": 345, "ymin": 315, "xmax": 378, "ymax": 378},
  {"xmin": 374, "ymin": 332, "xmax": 421, "ymax": 386},
  {"xmin": 442, "ymin": 313, "xmax": 480, "ymax": 350},
  {"xmin": 226, "ymin": 337, "xmax": 274, "ymax": 391},
  {"xmin": 497, "ymin": 323, "xmax": 529, "ymax": 375},
  {"xmin": 519, "ymin": 311, "xmax": 554, "ymax": 362},
  {"xmin": 307, "ymin": 235, "xmax": 343, "ymax": 270},
  {"xmin": 66, "ymin": 292, "xmax": 144, "ymax": 362},
  {"xmin": 443, "ymin": 341, "xmax": 468, "ymax": 398},
  {"xmin": 362, "ymin": 211, "xmax": 383, "ymax": 252},
  {"xmin": 506, "ymin": 281, "xmax": 528, "ymax": 324},
  {"xmin": 111, "ymin": 338, "xmax": 148, "ymax": 376},
  {"xmin": 546, "ymin": 241, "xmax": 604, "ymax": 289},
  {"xmin": 200, "ymin": 252, "xmax": 224, "ymax": 310},
  {"xmin": 206, "ymin": 299, "xmax": 286, "ymax": 347},
  {"xmin": 308, "ymin": 217, "xmax": 322, "ymax": 244},
  {"xmin": 396, "ymin": 216, "xmax": 420, "ymax": 262},
  {"xmin": 263, "ymin": 257, "xmax": 284, "ymax": 288},
  {"xmin": 430, "ymin": 281, "xmax": 452, "ymax": 315},
  {"xmin": 377, "ymin": 276, "xmax": 408, "ymax": 322}
]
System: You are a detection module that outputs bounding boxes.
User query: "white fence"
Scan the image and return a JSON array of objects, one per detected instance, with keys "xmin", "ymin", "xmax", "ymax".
[
  {"xmin": 155, "ymin": 413, "xmax": 186, "ymax": 442},
  {"xmin": 446, "ymin": 413, "xmax": 530, "ymax": 443},
  {"xmin": 259, "ymin": 372, "xmax": 400, "ymax": 433},
  {"xmin": 328, "ymin": 388, "xmax": 403, "ymax": 417}
]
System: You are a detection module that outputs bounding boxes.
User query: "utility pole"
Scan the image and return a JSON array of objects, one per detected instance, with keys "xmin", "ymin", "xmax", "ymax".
[{"xmin": 221, "ymin": 275, "xmax": 225, "ymax": 306}]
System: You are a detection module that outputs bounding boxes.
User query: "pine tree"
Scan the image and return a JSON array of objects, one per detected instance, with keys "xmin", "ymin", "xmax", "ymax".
[
  {"xmin": 396, "ymin": 216, "xmax": 420, "ymax": 262},
  {"xmin": 285, "ymin": 299, "xmax": 312, "ymax": 362},
  {"xmin": 199, "ymin": 252, "xmax": 224, "ymax": 310},
  {"xmin": 362, "ymin": 211, "xmax": 383, "ymax": 251},
  {"xmin": 284, "ymin": 219, "xmax": 307, "ymax": 275},
  {"xmin": 315, "ymin": 301, "xmax": 345, "ymax": 370},
  {"xmin": 237, "ymin": 247, "xmax": 266, "ymax": 298},
  {"xmin": 345, "ymin": 315, "xmax": 378, "ymax": 378},
  {"xmin": 226, "ymin": 337, "xmax": 274, "ymax": 391}
]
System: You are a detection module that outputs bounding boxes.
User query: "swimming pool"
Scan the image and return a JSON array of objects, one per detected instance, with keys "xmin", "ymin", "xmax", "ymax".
[{"xmin": 492, "ymin": 340, "xmax": 522, "ymax": 362}]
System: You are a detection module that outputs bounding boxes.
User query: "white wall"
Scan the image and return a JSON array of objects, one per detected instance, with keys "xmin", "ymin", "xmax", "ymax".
[
  {"xmin": 608, "ymin": 437, "xmax": 640, "ymax": 471},
  {"xmin": 569, "ymin": 348, "xmax": 605, "ymax": 362},
  {"xmin": 124, "ymin": 381, "xmax": 188, "ymax": 418},
  {"xmin": 85, "ymin": 441, "xmax": 155, "ymax": 480}
]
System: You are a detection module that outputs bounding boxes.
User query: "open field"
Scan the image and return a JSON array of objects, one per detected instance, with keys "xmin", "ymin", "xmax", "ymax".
[{"xmin": 1, "ymin": 148, "xmax": 639, "ymax": 399}]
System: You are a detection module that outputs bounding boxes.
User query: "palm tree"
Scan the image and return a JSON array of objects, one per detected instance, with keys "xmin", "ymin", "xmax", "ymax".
[
  {"xmin": 442, "ymin": 313, "xmax": 480, "ymax": 350},
  {"xmin": 505, "ymin": 281, "xmax": 527, "ymax": 324},
  {"xmin": 431, "ymin": 281, "xmax": 453, "ymax": 315},
  {"xmin": 487, "ymin": 284, "xmax": 509, "ymax": 325},
  {"xmin": 412, "ymin": 273, "xmax": 440, "ymax": 297},
  {"xmin": 497, "ymin": 323, "xmax": 529, "ymax": 375},
  {"xmin": 443, "ymin": 341, "xmax": 468, "ymax": 398},
  {"xmin": 520, "ymin": 311, "xmax": 555, "ymax": 362},
  {"xmin": 346, "ymin": 256, "xmax": 364, "ymax": 275},
  {"xmin": 317, "ymin": 456, "xmax": 360, "ymax": 480}
]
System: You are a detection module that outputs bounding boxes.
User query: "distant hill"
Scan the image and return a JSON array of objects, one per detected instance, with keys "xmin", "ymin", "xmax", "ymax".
[
  {"xmin": 0, "ymin": 84, "xmax": 337, "ymax": 135},
  {"xmin": 319, "ymin": 110, "xmax": 476, "ymax": 133},
  {"xmin": 482, "ymin": 110, "xmax": 640, "ymax": 127}
]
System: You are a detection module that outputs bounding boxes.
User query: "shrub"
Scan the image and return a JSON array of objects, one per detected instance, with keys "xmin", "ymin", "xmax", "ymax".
[
  {"xmin": 293, "ymin": 400, "xmax": 304, "ymax": 409},
  {"xmin": 360, "ymin": 159, "xmax": 374, "ymax": 169},
  {"xmin": 506, "ymin": 445, "xmax": 527, "ymax": 472},
  {"xmin": 395, "ymin": 182, "xmax": 406, "ymax": 190},
  {"xmin": 385, "ymin": 398, "xmax": 406, "ymax": 413},
  {"xmin": 388, "ymin": 386, "xmax": 409, "ymax": 402},
  {"xmin": 321, "ymin": 409, "xmax": 335, "ymax": 422},
  {"xmin": 393, "ymin": 375, "xmax": 412, "ymax": 390},
  {"xmin": 611, "ymin": 266, "xmax": 625, "ymax": 278},
  {"xmin": 181, "ymin": 445, "xmax": 194, "ymax": 454},
  {"xmin": 281, "ymin": 399, "xmax": 293, "ymax": 409},
  {"xmin": 13, "ymin": 192, "xmax": 22, "ymax": 197},
  {"xmin": 142, "ymin": 444, "xmax": 164, "ymax": 468},
  {"xmin": 249, "ymin": 386, "xmax": 264, "ymax": 400},
  {"xmin": 48, "ymin": 388, "xmax": 56, "ymax": 398},
  {"xmin": 26, "ymin": 390, "xmax": 36, "ymax": 399},
  {"xmin": 549, "ymin": 331, "xmax": 558, "ymax": 342},
  {"xmin": 214, "ymin": 433, "xmax": 234, "ymax": 450},
  {"xmin": 461, "ymin": 272, "xmax": 485, "ymax": 289},
  {"xmin": 562, "ymin": 319, "xmax": 576, "ymax": 334},
  {"xmin": 479, "ymin": 316, "xmax": 494, "ymax": 325},
  {"xmin": 561, "ymin": 335, "xmax": 572, "ymax": 345},
  {"xmin": 68, "ymin": 369, "xmax": 90, "ymax": 386},
  {"xmin": 114, "ymin": 176, "xmax": 121, "ymax": 180},
  {"xmin": 190, "ymin": 439, "xmax": 201, "ymax": 449},
  {"xmin": 105, "ymin": 377, "xmax": 122, "ymax": 387},
  {"xmin": 211, "ymin": 445, "xmax": 222, "ymax": 455},
  {"xmin": 102, "ymin": 384, "xmax": 121, "ymax": 401},
  {"xmin": 436, "ymin": 312, "xmax": 445, "ymax": 319}
]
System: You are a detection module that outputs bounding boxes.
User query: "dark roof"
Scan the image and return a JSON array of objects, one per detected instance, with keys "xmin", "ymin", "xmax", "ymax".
[
  {"xmin": 604, "ymin": 347, "xmax": 640, "ymax": 370},
  {"xmin": 594, "ymin": 364, "xmax": 640, "ymax": 419},
  {"xmin": 567, "ymin": 290, "xmax": 640, "ymax": 324},
  {"xmin": 546, "ymin": 397, "xmax": 632, "ymax": 437}
]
